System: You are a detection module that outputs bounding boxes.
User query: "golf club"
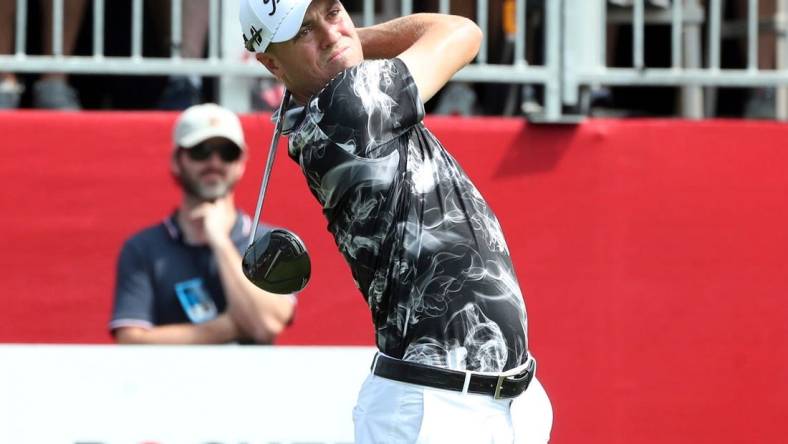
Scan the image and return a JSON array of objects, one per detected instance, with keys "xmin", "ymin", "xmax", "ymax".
[{"xmin": 242, "ymin": 90, "xmax": 311, "ymax": 294}]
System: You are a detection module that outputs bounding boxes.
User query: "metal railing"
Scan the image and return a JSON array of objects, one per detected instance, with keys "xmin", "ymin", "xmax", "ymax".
[
  {"xmin": 1, "ymin": 0, "xmax": 786, "ymax": 121},
  {"xmin": 5, "ymin": 0, "xmax": 227, "ymax": 75},
  {"xmin": 566, "ymin": 0, "xmax": 788, "ymax": 120}
]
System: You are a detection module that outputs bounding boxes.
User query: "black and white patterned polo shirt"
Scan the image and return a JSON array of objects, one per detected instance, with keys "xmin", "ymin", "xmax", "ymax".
[{"xmin": 288, "ymin": 58, "xmax": 529, "ymax": 372}]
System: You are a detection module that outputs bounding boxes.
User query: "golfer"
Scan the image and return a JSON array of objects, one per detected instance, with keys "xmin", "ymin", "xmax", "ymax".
[{"xmin": 241, "ymin": 0, "xmax": 553, "ymax": 442}]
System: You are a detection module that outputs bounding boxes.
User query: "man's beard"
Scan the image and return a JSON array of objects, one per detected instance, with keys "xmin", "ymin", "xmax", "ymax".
[{"xmin": 176, "ymin": 172, "xmax": 237, "ymax": 202}]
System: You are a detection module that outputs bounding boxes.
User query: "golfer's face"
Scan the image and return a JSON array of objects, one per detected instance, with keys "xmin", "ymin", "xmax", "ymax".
[{"xmin": 271, "ymin": 0, "xmax": 362, "ymax": 99}]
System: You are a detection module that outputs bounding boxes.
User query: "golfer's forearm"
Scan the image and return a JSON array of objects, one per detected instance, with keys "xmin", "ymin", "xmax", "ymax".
[
  {"xmin": 394, "ymin": 14, "xmax": 480, "ymax": 102},
  {"xmin": 359, "ymin": 13, "xmax": 466, "ymax": 59}
]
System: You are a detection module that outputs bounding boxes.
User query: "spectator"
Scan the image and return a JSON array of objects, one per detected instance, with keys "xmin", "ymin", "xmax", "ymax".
[
  {"xmin": 151, "ymin": 0, "xmax": 211, "ymax": 109},
  {"xmin": 739, "ymin": 0, "xmax": 779, "ymax": 118},
  {"xmin": 110, "ymin": 103, "xmax": 295, "ymax": 344},
  {"xmin": 0, "ymin": 0, "xmax": 87, "ymax": 110}
]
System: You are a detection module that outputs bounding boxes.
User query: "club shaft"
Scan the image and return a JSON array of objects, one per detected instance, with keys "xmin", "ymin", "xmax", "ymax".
[{"xmin": 248, "ymin": 91, "xmax": 291, "ymax": 248}]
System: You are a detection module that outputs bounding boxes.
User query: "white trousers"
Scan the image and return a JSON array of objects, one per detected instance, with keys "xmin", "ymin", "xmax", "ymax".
[{"xmin": 353, "ymin": 372, "xmax": 553, "ymax": 443}]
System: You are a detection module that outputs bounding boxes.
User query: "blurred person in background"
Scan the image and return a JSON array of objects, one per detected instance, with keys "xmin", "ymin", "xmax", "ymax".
[
  {"xmin": 110, "ymin": 103, "xmax": 295, "ymax": 344},
  {"xmin": 0, "ymin": 0, "xmax": 87, "ymax": 109},
  {"xmin": 150, "ymin": 0, "xmax": 211, "ymax": 109},
  {"xmin": 738, "ymin": 0, "xmax": 780, "ymax": 118},
  {"xmin": 148, "ymin": 0, "xmax": 288, "ymax": 111}
]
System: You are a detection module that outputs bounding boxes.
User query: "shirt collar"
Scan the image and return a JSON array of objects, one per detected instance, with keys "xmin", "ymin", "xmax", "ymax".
[{"xmin": 271, "ymin": 101, "xmax": 306, "ymax": 136}]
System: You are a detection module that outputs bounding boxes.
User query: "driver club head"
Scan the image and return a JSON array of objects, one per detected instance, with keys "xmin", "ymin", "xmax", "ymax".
[{"xmin": 242, "ymin": 228, "xmax": 311, "ymax": 294}]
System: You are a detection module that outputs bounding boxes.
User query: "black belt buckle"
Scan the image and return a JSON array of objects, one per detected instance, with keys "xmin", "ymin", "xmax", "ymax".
[{"xmin": 493, "ymin": 358, "xmax": 536, "ymax": 399}]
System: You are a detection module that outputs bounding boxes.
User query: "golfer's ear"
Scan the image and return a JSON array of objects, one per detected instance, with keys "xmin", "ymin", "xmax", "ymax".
[{"xmin": 256, "ymin": 52, "xmax": 282, "ymax": 79}]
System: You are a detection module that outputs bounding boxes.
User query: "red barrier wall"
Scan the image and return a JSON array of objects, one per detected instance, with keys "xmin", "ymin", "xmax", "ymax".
[{"xmin": 1, "ymin": 112, "xmax": 787, "ymax": 443}]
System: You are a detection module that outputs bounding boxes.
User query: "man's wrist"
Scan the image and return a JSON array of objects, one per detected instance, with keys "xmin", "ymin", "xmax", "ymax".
[{"xmin": 207, "ymin": 234, "xmax": 235, "ymax": 251}]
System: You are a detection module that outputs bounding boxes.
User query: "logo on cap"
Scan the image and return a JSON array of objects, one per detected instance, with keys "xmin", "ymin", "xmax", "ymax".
[
  {"xmin": 263, "ymin": 0, "xmax": 280, "ymax": 16},
  {"xmin": 244, "ymin": 25, "xmax": 264, "ymax": 51},
  {"xmin": 242, "ymin": 0, "xmax": 280, "ymax": 50}
]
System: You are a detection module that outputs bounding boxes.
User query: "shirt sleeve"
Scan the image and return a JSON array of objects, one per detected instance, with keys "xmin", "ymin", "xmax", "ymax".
[
  {"xmin": 313, "ymin": 58, "xmax": 425, "ymax": 158},
  {"xmin": 109, "ymin": 239, "xmax": 155, "ymax": 332}
]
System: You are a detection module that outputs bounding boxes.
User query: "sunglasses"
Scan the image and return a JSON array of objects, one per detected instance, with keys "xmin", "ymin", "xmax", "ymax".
[{"xmin": 181, "ymin": 142, "xmax": 242, "ymax": 162}]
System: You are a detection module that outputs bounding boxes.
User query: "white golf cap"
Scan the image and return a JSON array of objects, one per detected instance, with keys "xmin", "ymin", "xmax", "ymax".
[
  {"xmin": 173, "ymin": 103, "xmax": 246, "ymax": 150},
  {"xmin": 240, "ymin": 0, "xmax": 313, "ymax": 53}
]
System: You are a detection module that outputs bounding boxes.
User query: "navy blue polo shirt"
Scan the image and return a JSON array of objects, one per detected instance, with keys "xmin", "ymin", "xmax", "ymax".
[{"xmin": 110, "ymin": 210, "xmax": 274, "ymax": 333}]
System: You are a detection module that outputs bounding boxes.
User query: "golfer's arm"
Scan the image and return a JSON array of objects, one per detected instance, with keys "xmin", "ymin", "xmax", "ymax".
[
  {"xmin": 114, "ymin": 314, "xmax": 239, "ymax": 344},
  {"xmin": 357, "ymin": 13, "xmax": 482, "ymax": 102},
  {"xmin": 211, "ymin": 241, "xmax": 295, "ymax": 344}
]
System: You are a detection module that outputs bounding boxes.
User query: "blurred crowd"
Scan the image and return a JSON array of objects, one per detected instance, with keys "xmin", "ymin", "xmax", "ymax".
[
  {"xmin": 0, "ymin": 0, "xmax": 783, "ymax": 118},
  {"xmin": 0, "ymin": 0, "xmax": 217, "ymax": 110}
]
